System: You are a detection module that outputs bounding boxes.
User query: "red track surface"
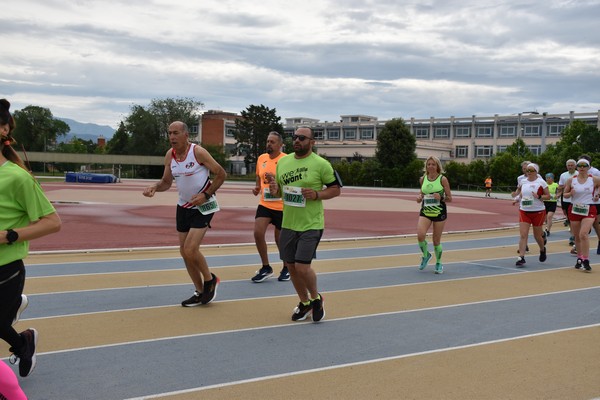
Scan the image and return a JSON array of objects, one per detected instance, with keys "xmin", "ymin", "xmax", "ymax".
[{"xmin": 31, "ymin": 181, "xmax": 525, "ymax": 251}]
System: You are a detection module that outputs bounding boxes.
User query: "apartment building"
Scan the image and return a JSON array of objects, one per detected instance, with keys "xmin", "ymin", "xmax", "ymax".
[{"xmin": 196, "ymin": 109, "xmax": 600, "ymax": 166}]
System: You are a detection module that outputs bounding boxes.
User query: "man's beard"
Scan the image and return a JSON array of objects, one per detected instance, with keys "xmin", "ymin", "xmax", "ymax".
[{"xmin": 294, "ymin": 147, "xmax": 309, "ymax": 157}]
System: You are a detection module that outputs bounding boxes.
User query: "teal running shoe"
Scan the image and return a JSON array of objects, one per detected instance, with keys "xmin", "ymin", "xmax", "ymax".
[
  {"xmin": 419, "ymin": 252, "xmax": 432, "ymax": 270},
  {"xmin": 434, "ymin": 263, "xmax": 444, "ymax": 274}
]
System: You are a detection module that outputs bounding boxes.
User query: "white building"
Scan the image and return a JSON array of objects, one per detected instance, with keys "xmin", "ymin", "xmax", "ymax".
[{"xmin": 282, "ymin": 111, "xmax": 600, "ymax": 163}]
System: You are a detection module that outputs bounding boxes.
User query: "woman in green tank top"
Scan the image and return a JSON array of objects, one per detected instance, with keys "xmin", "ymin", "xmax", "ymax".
[{"xmin": 415, "ymin": 156, "xmax": 452, "ymax": 274}]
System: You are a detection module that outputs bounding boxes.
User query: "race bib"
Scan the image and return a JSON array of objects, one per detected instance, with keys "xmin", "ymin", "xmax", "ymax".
[
  {"xmin": 283, "ymin": 186, "xmax": 306, "ymax": 208},
  {"xmin": 263, "ymin": 187, "xmax": 281, "ymax": 201},
  {"xmin": 572, "ymin": 203, "xmax": 589, "ymax": 216},
  {"xmin": 423, "ymin": 194, "xmax": 440, "ymax": 207},
  {"xmin": 520, "ymin": 196, "xmax": 534, "ymax": 208},
  {"xmin": 198, "ymin": 195, "xmax": 220, "ymax": 215}
]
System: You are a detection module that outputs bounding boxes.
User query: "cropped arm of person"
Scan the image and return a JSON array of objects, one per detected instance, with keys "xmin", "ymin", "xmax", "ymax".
[
  {"xmin": 143, "ymin": 150, "xmax": 174, "ymax": 197},
  {"xmin": 2, "ymin": 212, "xmax": 61, "ymax": 245}
]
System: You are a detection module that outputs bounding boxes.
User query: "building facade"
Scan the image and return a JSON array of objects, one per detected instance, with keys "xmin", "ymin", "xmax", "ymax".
[{"xmin": 195, "ymin": 110, "xmax": 600, "ymax": 167}]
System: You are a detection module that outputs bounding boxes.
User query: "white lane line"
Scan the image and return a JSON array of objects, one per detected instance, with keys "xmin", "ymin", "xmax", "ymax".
[
  {"xmin": 14, "ymin": 285, "xmax": 600, "ymax": 357},
  {"xmin": 122, "ymin": 322, "xmax": 600, "ymax": 400}
]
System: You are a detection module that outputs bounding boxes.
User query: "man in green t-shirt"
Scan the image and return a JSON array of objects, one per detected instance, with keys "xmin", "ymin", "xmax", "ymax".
[{"xmin": 267, "ymin": 127, "xmax": 342, "ymax": 323}]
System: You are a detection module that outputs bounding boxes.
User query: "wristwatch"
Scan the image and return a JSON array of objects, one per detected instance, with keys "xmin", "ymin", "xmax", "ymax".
[
  {"xmin": 203, "ymin": 192, "xmax": 211, "ymax": 200},
  {"xmin": 6, "ymin": 229, "xmax": 18, "ymax": 245}
]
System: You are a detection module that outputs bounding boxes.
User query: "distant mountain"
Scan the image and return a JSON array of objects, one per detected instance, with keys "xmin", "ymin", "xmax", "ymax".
[{"xmin": 58, "ymin": 118, "xmax": 116, "ymax": 143}]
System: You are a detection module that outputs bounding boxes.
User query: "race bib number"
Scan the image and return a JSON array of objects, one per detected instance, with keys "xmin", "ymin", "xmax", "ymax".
[
  {"xmin": 283, "ymin": 186, "xmax": 306, "ymax": 208},
  {"xmin": 520, "ymin": 196, "xmax": 534, "ymax": 208},
  {"xmin": 572, "ymin": 203, "xmax": 590, "ymax": 216},
  {"xmin": 198, "ymin": 195, "xmax": 220, "ymax": 215},
  {"xmin": 263, "ymin": 187, "xmax": 281, "ymax": 201},
  {"xmin": 423, "ymin": 194, "xmax": 440, "ymax": 206}
]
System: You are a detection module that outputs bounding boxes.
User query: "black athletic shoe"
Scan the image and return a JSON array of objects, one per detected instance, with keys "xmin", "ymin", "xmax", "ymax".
[
  {"xmin": 181, "ymin": 290, "xmax": 202, "ymax": 307},
  {"xmin": 10, "ymin": 328, "xmax": 38, "ymax": 377},
  {"xmin": 277, "ymin": 266, "xmax": 290, "ymax": 281},
  {"xmin": 575, "ymin": 258, "xmax": 583, "ymax": 269},
  {"xmin": 516, "ymin": 256, "xmax": 526, "ymax": 267},
  {"xmin": 311, "ymin": 294, "xmax": 325, "ymax": 323},
  {"xmin": 582, "ymin": 259, "xmax": 592, "ymax": 272},
  {"xmin": 12, "ymin": 294, "xmax": 29, "ymax": 326},
  {"xmin": 291, "ymin": 301, "xmax": 312, "ymax": 321},
  {"xmin": 201, "ymin": 274, "xmax": 220, "ymax": 304},
  {"xmin": 526, "ymin": 245, "xmax": 530, "ymax": 253},
  {"xmin": 539, "ymin": 247, "xmax": 547, "ymax": 262},
  {"xmin": 251, "ymin": 266, "xmax": 273, "ymax": 282}
]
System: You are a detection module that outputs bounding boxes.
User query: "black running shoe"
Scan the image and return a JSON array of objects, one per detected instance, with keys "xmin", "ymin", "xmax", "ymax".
[
  {"xmin": 526, "ymin": 245, "xmax": 530, "ymax": 253},
  {"xmin": 181, "ymin": 290, "xmax": 202, "ymax": 307},
  {"xmin": 277, "ymin": 266, "xmax": 290, "ymax": 281},
  {"xmin": 516, "ymin": 256, "xmax": 526, "ymax": 267},
  {"xmin": 311, "ymin": 294, "xmax": 325, "ymax": 323},
  {"xmin": 251, "ymin": 266, "xmax": 273, "ymax": 283},
  {"xmin": 291, "ymin": 301, "xmax": 312, "ymax": 321},
  {"xmin": 575, "ymin": 258, "xmax": 583, "ymax": 269},
  {"xmin": 582, "ymin": 259, "xmax": 592, "ymax": 272},
  {"xmin": 12, "ymin": 294, "xmax": 29, "ymax": 326},
  {"xmin": 10, "ymin": 328, "xmax": 38, "ymax": 377},
  {"xmin": 539, "ymin": 247, "xmax": 547, "ymax": 262},
  {"xmin": 201, "ymin": 274, "xmax": 220, "ymax": 304}
]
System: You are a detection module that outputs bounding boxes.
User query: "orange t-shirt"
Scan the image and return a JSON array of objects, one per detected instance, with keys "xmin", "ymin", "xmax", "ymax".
[
  {"xmin": 485, "ymin": 178, "xmax": 492, "ymax": 188},
  {"xmin": 256, "ymin": 152, "xmax": 286, "ymax": 211}
]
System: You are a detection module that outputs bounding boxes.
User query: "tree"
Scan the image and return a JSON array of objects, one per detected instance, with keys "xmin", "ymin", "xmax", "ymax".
[
  {"xmin": 234, "ymin": 104, "xmax": 283, "ymax": 169},
  {"xmin": 106, "ymin": 122, "xmax": 130, "ymax": 155},
  {"xmin": 375, "ymin": 118, "xmax": 416, "ymax": 169},
  {"xmin": 12, "ymin": 106, "xmax": 69, "ymax": 151},
  {"xmin": 147, "ymin": 97, "xmax": 204, "ymax": 141},
  {"xmin": 504, "ymin": 138, "xmax": 533, "ymax": 161}
]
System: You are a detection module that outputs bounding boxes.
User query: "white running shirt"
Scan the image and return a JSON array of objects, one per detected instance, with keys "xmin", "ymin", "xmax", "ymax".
[{"xmin": 170, "ymin": 144, "xmax": 211, "ymax": 209}]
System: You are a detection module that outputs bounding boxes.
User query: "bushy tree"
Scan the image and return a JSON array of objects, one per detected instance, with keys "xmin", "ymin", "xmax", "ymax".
[
  {"xmin": 375, "ymin": 118, "xmax": 416, "ymax": 168},
  {"xmin": 234, "ymin": 104, "xmax": 283, "ymax": 170},
  {"xmin": 106, "ymin": 122, "xmax": 130, "ymax": 155},
  {"xmin": 12, "ymin": 106, "xmax": 69, "ymax": 151}
]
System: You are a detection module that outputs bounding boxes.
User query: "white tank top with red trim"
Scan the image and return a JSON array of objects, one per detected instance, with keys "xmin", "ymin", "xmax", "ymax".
[
  {"xmin": 171, "ymin": 143, "xmax": 210, "ymax": 208},
  {"xmin": 571, "ymin": 174, "xmax": 596, "ymax": 205}
]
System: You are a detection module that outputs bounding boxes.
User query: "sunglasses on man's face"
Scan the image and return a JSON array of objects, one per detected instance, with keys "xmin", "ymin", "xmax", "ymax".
[
  {"xmin": 292, "ymin": 134, "xmax": 312, "ymax": 141},
  {"xmin": 577, "ymin": 164, "xmax": 589, "ymax": 168},
  {"xmin": 526, "ymin": 169, "xmax": 537, "ymax": 172}
]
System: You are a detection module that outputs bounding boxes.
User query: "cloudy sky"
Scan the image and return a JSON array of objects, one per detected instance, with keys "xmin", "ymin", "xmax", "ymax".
[{"xmin": 2, "ymin": 0, "xmax": 599, "ymax": 128}]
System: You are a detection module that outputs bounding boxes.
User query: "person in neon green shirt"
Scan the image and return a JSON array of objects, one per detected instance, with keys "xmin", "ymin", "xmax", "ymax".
[
  {"xmin": 1, "ymin": 99, "xmax": 61, "ymax": 380},
  {"xmin": 267, "ymin": 127, "xmax": 342, "ymax": 323},
  {"xmin": 543, "ymin": 173, "xmax": 559, "ymax": 236}
]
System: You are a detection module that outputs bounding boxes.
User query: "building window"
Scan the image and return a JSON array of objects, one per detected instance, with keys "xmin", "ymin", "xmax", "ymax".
[
  {"xmin": 434, "ymin": 127, "xmax": 449, "ymax": 138},
  {"xmin": 351, "ymin": 116, "xmax": 359, "ymax": 122},
  {"xmin": 313, "ymin": 129, "xmax": 324, "ymax": 140},
  {"xmin": 455, "ymin": 145, "xmax": 468, "ymax": 158},
  {"xmin": 327, "ymin": 129, "xmax": 340, "ymax": 140},
  {"xmin": 497, "ymin": 145, "xmax": 508, "ymax": 153},
  {"xmin": 548, "ymin": 123, "xmax": 566, "ymax": 136},
  {"xmin": 523, "ymin": 125, "xmax": 540, "ymax": 136},
  {"xmin": 226, "ymin": 128, "xmax": 236, "ymax": 137},
  {"xmin": 499, "ymin": 126, "xmax": 516, "ymax": 137},
  {"xmin": 415, "ymin": 127, "xmax": 429, "ymax": 139},
  {"xmin": 343, "ymin": 128, "xmax": 357, "ymax": 140},
  {"xmin": 475, "ymin": 145, "xmax": 493, "ymax": 158},
  {"xmin": 528, "ymin": 145, "xmax": 541, "ymax": 155},
  {"xmin": 454, "ymin": 127, "xmax": 470, "ymax": 138},
  {"xmin": 190, "ymin": 125, "xmax": 198, "ymax": 134},
  {"xmin": 360, "ymin": 128, "xmax": 374, "ymax": 140},
  {"xmin": 476, "ymin": 127, "xmax": 493, "ymax": 138}
]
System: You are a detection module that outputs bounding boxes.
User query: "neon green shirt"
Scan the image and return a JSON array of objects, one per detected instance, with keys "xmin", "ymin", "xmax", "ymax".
[
  {"xmin": 276, "ymin": 152, "xmax": 337, "ymax": 231},
  {"xmin": 0, "ymin": 161, "xmax": 56, "ymax": 265},
  {"xmin": 546, "ymin": 182, "xmax": 559, "ymax": 202}
]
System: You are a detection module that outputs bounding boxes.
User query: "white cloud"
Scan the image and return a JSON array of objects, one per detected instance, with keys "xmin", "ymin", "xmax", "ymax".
[{"xmin": 1, "ymin": 0, "xmax": 599, "ymax": 127}]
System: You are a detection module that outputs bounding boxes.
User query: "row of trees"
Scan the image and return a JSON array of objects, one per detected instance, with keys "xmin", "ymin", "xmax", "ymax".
[{"xmin": 9, "ymin": 98, "xmax": 600, "ymax": 188}]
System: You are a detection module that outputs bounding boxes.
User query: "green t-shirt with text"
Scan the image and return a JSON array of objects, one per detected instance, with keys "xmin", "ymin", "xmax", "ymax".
[{"xmin": 276, "ymin": 152, "xmax": 337, "ymax": 231}]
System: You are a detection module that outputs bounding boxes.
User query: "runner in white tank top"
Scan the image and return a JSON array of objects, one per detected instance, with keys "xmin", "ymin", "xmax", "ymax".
[
  {"xmin": 563, "ymin": 159, "xmax": 600, "ymax": 271},
  {"xmin": 143, "ymin": 121, "xmax": 227, "ymax": 305}
]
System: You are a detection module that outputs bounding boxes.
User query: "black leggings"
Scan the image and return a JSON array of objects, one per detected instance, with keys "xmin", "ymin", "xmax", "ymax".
[{"xmin": 0, "ymin": 260, "xmax": 26, "ymax": 350}]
